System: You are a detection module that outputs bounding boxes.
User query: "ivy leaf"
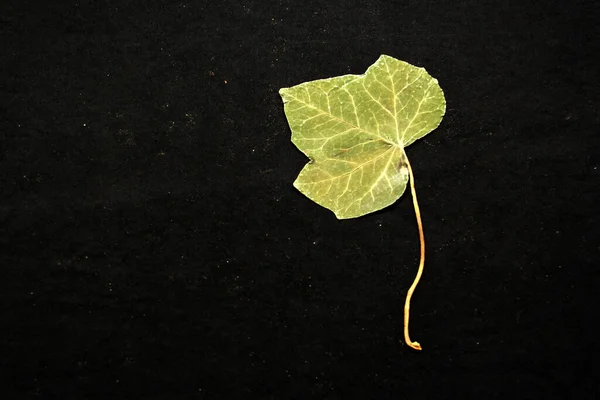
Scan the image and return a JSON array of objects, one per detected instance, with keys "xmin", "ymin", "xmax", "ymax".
[
  {"xmin": 280, "ymin": 55, "xmax": 445, "ymax": 219},
  {"xmin": 280, "ymin": 55, "xmax": 447, "ymax": 351}
]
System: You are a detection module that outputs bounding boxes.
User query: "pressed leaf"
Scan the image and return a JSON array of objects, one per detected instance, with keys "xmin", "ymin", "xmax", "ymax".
[
  {"xmin": 280, "ymin": 55, "xmax": 447, "ymax": 351},
  {"xmin": 280, "ymin": 54, "xmax": 446, "ymax": 219}
]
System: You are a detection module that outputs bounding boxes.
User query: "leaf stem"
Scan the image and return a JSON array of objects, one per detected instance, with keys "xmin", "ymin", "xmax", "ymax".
[{"xmin": 403, "ymin": 155, "xmax": 425, "ymax": 351}]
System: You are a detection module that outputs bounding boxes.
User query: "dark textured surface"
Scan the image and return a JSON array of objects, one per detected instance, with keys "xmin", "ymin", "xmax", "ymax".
[{"xmin": 1, "ymin": 0, "xmax": 599, "ymax": 398}]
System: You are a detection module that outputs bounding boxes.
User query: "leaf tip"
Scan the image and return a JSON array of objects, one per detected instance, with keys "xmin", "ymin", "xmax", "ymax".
[{"xmin": 279, "ymin": 87, "xmax": 291, "ymax": 103}]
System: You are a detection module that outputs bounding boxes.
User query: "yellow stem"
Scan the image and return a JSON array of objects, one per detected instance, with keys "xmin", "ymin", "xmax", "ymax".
[{"xmin": 403, "ymin": 155, "xmax": 425, "ymax": 351}]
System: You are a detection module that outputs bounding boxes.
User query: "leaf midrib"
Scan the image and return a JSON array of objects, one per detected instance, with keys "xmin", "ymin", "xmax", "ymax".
[
  {"xmin": 285, "ymin": 93, "xmax": 396, "ymax": 147},
  {"xmin": 297, "ymin": 144, "xmax": 400, "ymax": 185}
]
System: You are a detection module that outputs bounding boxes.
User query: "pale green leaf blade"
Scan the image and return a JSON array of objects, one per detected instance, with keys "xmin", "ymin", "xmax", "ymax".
[
  {"xmin": 280, "ymin": 55, "xmax": 445, "ymax": 219},
  {"xmin": 294, "ymin": 144, "xmax": 409, "ymax": 219},
  {"xmin": 279, "ymin": 74, "xmax": 363, "ymax": 162}
]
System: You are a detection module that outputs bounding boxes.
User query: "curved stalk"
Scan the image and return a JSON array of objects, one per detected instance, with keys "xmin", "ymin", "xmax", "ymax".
[{"xmin": 403, "ymin": 155, "xmax": 425, "ymax": 351}]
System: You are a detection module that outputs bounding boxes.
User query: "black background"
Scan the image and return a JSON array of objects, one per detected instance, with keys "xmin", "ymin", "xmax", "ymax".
[{"xmin": 1, "ymin": 0, "xmax": 599, "ymax": 398}]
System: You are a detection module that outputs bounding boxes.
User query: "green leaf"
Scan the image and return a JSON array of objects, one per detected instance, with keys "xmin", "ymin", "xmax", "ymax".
[{"xmin": 280, "ymin": 55, "xmax": 446, "ymax": 219}]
